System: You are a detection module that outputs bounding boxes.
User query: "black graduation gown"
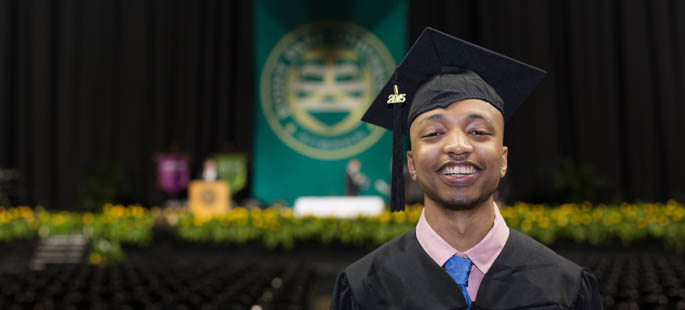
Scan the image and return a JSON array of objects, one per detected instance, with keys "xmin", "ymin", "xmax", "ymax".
[{"xmin": 331, "ymin": 228, "xmax": 602, "ymax": 310}]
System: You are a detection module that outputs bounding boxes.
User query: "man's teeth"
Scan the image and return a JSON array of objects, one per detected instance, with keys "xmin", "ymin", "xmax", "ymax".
[{"xmin": 441, "ymin": 166, "xmax": 476, "ymax": 175}]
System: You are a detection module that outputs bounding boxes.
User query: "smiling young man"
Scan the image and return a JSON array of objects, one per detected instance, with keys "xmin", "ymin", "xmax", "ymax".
[
  {"xmin": 331, "ymin": 28, "xmax": 602, "ymax": 310},
  {"xmin": 409, "ymin": 97, "xmax": 507, "ymax": 255}
]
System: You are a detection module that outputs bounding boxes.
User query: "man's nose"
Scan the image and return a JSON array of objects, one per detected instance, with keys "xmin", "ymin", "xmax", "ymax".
[{"xmin": 443, "ymin": 130, "xmax": 473, "ymax": 156}]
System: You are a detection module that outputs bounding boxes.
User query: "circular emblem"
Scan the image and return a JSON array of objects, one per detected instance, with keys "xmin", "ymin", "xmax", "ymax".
[
  {"xmin": 261, "ymin": 22, "xmax": 395, "ymax": 160},
  {"xmin": 200, "ymin": 190, "xmax": 216, "ymax": 206}
]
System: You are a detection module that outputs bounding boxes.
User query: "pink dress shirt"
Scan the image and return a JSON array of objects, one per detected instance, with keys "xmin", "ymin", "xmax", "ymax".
[{"xmin": 415, "ymin": 202, "xmax": 510, "ymax": 302}]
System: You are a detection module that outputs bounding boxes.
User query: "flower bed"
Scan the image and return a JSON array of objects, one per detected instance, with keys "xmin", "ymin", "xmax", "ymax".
[{"xmin": 1, "ymin": 201, "xmax": 683, "ymax": 263}]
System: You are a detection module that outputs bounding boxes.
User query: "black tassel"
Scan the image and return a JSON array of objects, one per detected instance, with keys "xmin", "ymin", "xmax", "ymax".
[{"xmin": 390, "ymin": 100, "xmax": 405, "ymax": 212}]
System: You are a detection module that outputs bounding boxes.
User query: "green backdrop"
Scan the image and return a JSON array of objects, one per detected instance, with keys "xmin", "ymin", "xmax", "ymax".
[{"xmin": 252, "ymin": 0, "xmax": 407, "ymax": 205}]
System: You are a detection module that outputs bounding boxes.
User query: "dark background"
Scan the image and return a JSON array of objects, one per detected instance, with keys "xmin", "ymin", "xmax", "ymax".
[{"xmin": 1, "ymin": 0, "xmax": 683, "ymax": 210}]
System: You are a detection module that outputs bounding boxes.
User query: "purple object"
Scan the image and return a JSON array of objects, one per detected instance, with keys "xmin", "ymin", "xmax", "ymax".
[{"xmin": 158, "ymin": 154, "xmax": 190, "ymax": 195}]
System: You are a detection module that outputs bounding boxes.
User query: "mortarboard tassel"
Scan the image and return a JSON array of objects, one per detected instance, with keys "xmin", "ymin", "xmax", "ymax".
[{"xmin": 390, "ymin": 88, "xmax": 405, "ymax": 212}]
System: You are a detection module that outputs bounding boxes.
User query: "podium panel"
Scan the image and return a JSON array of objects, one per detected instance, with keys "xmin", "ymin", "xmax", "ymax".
[{"xmin": 189, "ymin": 181, "xmax": 231, "ymax": 218}]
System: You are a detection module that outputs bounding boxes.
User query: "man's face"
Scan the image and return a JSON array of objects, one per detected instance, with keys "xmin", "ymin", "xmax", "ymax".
[{"xmin": 406, "ymin": 99, "xmax": 508, "ymax": 210}]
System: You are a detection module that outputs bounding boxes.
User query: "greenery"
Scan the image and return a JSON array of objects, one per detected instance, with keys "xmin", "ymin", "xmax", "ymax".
[{"xmin": 1, "ymin": 201, "xmax": 684, "ymax": 264}]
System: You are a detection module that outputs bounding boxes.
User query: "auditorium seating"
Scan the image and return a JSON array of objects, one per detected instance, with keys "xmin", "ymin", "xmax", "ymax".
[
  {"xmin": 565, "ymin": 252, "xmax": 685, "ymax": 309},
  {"xmin": 0, "ymin": 261, "xmax": 313, "ymax": 310},
  {"xmin": 1, "ymin": 250, "xmax": 684, "ymax": 309}
]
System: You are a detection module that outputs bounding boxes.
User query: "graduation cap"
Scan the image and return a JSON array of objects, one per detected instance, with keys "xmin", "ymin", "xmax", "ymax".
[{"xmin": 363, "ymin": 27, "xmax": 546, "ymax": 212}]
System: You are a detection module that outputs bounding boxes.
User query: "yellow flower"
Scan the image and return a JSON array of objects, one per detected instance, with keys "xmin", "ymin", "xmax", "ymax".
[
  {"xmin": 252, "ymin": 217, "xmax": 264, "ymax": 228},
  {"xmin": 667, "ymin": 199, "xmax": 678, "ymax": 206},
  {"xmin": 515, "ymin": 202, "xmax": 530, "ymax": 213},
  {"xmin": 620, "ymin": 202, "xmax": 630, "ymax": 211},
  {"xmin": 659, "ymin": 216, "xmax": 669, "ymax": 227},
  {"xmin": 340, "ymin": 221, "xmax": 351, "ymax": 232},
  {"xmin": 128, "ymin": 205, "xmax": 145, "ymax": 217},
  {"xmin": 8, "ymin": 208, "xmax": 19, "ymax": 219},
  {"xmin": 556, "ymin": 215, "xmax": 569, "ymax": 227},
  {"xmin": 560, "ymin": 203, "xmax": 579, "ymax": 214},
  {"xmin": 53, "ymin": 214, "xmax": 66, "ymax": 225},
  {"xmin": 581, "ymin": 201, "xmax": 592, "ymax": 211},
  {"xmin": 506, "ymin": 217, "xmax": 519, "ymax": 227},
  {"xmin": 281, "ymin": 209, "xmax": 294, "ymax": 219},
  {"xmin": 665, "ymin": 203, "xmax": 676, "ymax": 215},
  {"xmin": 107, "ymin": 205, "xmax": 125, "ymax": 218},
  {"xmin": 19, "ymin": 206, "xmax": 33, "ymax": 219},
  {"xmin": 637, "ymin": 219, "xmax": 647, "ymax": 229},
  {"xmin": 392, "ymin": 211, "xmax": 406, "ymax": 223},
  {"xmin": 82, "ymin": 213, "xmax": 94, "ymax": 225},
  {"xmin": 499, "ymin": 207, "xmax": 510, "ymax": 217},
  {"xmin": 407, "ymin": 206, "xmax": 422, "ymax": 223},
  {"xmin": 538, "ymin": 216, "xmax": 550, "ymax": 229},
  {"xmin": 263, "ymin": 208, "xmax": 276, "ymax": 219},
  {"xmin": 229, "ymin": 207, "xmax": 249, "ymax": 222},
  {"xmin": 193, "ymin": 216, "xmax": 208, "ymax": 226},
  {"xmin": 89, "ymin": 253, "xmax": 103, "ymax": 265},
  {"xmin": 673, "ymin": 209, "xmax": 683, "ymax": 222},
  {"xmin": 521, "ymin": 219, "xmax": 532, "ymax": 232},
  {"xmin": 571, "ymin": 215, "xmax": 581, "ymax": 226},
  {"xmin": 379, "ymin": 212, "xmax": 391, "ymax": 225},
  {"xmin": 581, "ymin": 214, "xmax": 592, "ymax": 225}
]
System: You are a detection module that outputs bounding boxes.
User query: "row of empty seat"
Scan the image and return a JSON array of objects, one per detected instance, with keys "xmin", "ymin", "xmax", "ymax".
[
  {"xmin": 565, "ymin": 252, "xmax": 685, "ymax": 309},
  {"xmin": 0, "ymin": 260, "xmax": 313, "ymax": 310},
  {"xmin": 1, "ymin": 242, "xmax": 684, "ymax": 309}
]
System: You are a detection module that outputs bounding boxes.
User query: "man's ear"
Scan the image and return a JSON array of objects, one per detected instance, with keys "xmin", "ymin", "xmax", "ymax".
[
  {"xmin": 500, "ymin": 146, "xmax": 508, "ymax": 178},
  {"xmin": 406, "ymin": 150, "xmax": 417, "ymax": 181}
]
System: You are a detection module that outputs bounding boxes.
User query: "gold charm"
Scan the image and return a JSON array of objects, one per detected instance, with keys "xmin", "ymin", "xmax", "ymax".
[{"xmin": 387, "ymin": 84, "xmax": 406, "ymax": 104}]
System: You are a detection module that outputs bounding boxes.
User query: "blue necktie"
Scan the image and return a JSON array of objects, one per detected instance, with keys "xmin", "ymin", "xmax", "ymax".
[{"xmin": 444, "ymin": 256, "xmax": 473, "ymax": 309}]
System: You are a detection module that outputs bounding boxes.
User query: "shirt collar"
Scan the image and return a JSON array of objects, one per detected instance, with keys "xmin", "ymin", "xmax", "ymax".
[{"xmin": 415, "ymin": 202, "xmax": 510, "ymax": 274}]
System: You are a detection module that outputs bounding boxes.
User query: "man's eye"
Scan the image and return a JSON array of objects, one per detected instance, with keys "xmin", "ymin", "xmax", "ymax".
[
  {"xmin": 471, "ymin": 130, "xmax": 490, "ymax": 136},
  {"xmin": 422, "ymin": 132, "xmax": 441, "ymax": 138}
]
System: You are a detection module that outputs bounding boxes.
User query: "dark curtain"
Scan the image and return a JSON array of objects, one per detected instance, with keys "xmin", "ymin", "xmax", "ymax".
[
  {"xmin": 410, "ymin": 0, "xmax": 685, "ymax": 203},
  {"xmin": 0, "ymin": 0, "xmax": 254, "ymax": 209},
  {"xmin": 2, "ymin": 0, "xmax": 684, "ymax": 209}
]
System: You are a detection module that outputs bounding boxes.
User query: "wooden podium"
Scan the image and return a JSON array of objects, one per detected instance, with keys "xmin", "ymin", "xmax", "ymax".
[{"xmin": 188, "ymin": 181, "xmax": 231, "ymax": 218}]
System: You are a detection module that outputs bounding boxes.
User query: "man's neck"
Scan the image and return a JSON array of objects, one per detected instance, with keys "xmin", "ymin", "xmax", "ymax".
[{"xmin": 423, "ymin": 197, "xmax": 496, "ymax": 252}]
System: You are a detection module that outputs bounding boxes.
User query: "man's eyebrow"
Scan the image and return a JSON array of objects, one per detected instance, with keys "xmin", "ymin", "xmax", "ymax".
[
  {"xmin": 467, "ymin": 113, "xmax": 492, "ymax": 123},
  {"xmin": 419, "ymin": 113, "xmax": 444, "ymax": 124},
  {"xmin": 420, "ymin": 113, "xmax": 494, "ymax": 124}
]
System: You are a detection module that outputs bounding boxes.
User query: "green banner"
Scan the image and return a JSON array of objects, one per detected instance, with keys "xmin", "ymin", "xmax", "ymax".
[
  {"xmin": 253, "ymin": 0, "xmax": 407, "ymax": 205},
  {"xmin": 215, "ymin": 153, "xmax": 248, "ymax": 194}
]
